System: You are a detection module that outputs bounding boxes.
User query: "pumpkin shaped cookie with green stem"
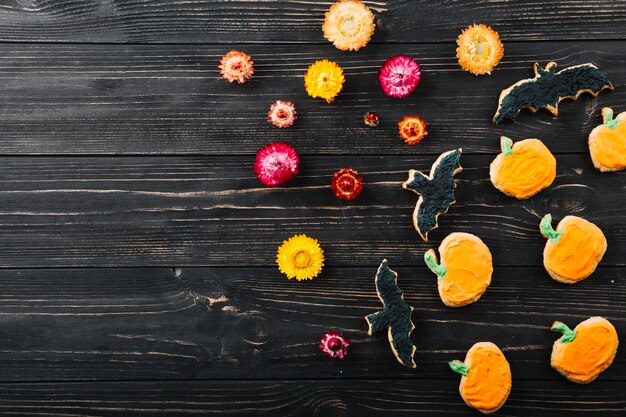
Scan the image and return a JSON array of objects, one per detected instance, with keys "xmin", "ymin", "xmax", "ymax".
[
  {"xmin": 540, "ymin": 214, "xmax": 607, "ymax": 284},
  {"xmin": 489, "ymin": 136, "xmax": 556, "ymax": 199},
  {"xmin": 588, "ymin": 107, "xmax": 626, "ymax": 172},
  {"xmin": 449, "ymin": 342, "xmax": 512, "ymax": 414},
  {"xmin": 424, "ymin": 232, "xmax": 493, "ymax": 307},
  {"xmin": 551, "ymin": 317, "xmax": 618, "ymax": 383}
]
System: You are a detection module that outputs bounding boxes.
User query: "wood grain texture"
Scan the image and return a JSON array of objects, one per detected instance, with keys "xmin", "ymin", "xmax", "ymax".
[
  {"xmin": 0, "ymin": 154, "xmax": 621, "ymax": 268},
  {"xmin": 0, "ymin": 379, "xmax": 622, "ymax": 416},
  {"xmin": 0, "ymin": 0, "xmax": 624, "ymax": 44},
  {"xmin": 0, "ymin": 266, "xmax": 622, "ymax": 382},
  {"xmin": 0, "ymin": 42, "xmax": 623, "ymax": 155}
]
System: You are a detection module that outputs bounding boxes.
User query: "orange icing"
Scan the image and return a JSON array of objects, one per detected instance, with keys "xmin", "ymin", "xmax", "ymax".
[
  {"xmin": 463, "ymin": 344, "xmax": 511, "ymax": 411},
  {"xmin": 544, "ymin": 217, "xmax": 606, "ymax": 282},
  {"xmin": 491, "ymin": 138, "xmax": 556, "ymax": 199},
  {"xmin": 439, "ymin": 233, "xmax": 492, "ymax": 304},
  {"xmin": 553, "ymin": 320, "xmax": 618, "ymax": 383},
  {"xmin": 589, "ymin": 112, "xmax": 626, "ymax": 169}
]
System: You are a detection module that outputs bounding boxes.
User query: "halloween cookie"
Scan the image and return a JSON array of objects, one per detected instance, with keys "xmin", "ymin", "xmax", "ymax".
[
  {"xmin": 424, "ymin": 232, "xmax": 493, "ymax": 307},
  {"xmin": 489, "ymin": 136, "xmax": 556, "ymax": 199},
  {"xmin": 493, "ymin": 62, "xmax": 613, "ymax": 124},
  {"xmin": 550, "ymin": 317, "xmax": 619, "ymax": 384},
  {"xmin": 449, "ymin": 342, "xmax": 512, "ymax": 414},
  {"xmin": 402, "ymin": 149, "xmax": 462, "ymax": 241},
  {"xmin": 588, "ymin": 107, "xmax": 626, "ymax": 172},
  {"xmin": 365, "ymin": 260, "xmax": 416, "ymax": 368},
  {"xmin": 540, "ymin": 214, "xmax": 607, "ymax": 284}
]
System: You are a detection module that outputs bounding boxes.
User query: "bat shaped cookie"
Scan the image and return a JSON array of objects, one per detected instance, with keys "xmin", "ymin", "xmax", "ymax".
[
  {"xmin": 493, "ymin": 62, "xmax": 613, "ymax": 124},
  {"xmin": 402, "ymin": 149, "xmax": 463, "ymax": 241},
  {"xmin": 365, "ymin": 260, "xmax": 416, "ymax": 368}
]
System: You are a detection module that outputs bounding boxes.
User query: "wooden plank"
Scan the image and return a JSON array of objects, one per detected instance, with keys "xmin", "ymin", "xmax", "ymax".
[
  {"xmin": 0, "ymin": 154, "xmax": 622, "ymax": 268},
  {"xmin": 0, "ymin": 379, "xmax": 622, "ymax": 416},
  {"xmin": 0, "ymin": 1, "xmax": 625, "ymax": 44},
  {"xmin": 0, "ymin": 41, "xmax": 623, "ymax": 155},
  {"xmin": 0, "ymin": 266, "xmax": 622, "ymax": 381}
]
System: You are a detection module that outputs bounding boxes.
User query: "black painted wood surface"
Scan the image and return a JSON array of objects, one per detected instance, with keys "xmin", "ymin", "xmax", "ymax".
[{"xmin": 0, "ymin": 1, "xmax": 624, "ymax": 416}]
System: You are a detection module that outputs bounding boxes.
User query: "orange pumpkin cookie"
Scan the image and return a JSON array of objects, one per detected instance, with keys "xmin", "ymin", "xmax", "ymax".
[
  {"xmin": 588, "ymin": 107, "xmax": 626, "ymax": 172},
  {"xmin": 540, "ymin": 214, "xmax": 607, "ymax": 284},
  {"xmin": 449, "ymin": 342, "xmax": 512, "ymax": 414},
  {"xmin": 489, "ymin": 136, "xmax": 556, "ymax": 199},
  {"xmin": 424, "ymin": 232, "xmax": 493, "ymax": 307},
  {"xmin": 550, "ymin": 317, "xmax": 619, "ymax": 384}
]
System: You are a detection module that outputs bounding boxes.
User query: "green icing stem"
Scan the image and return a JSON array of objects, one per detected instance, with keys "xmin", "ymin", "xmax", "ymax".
[
  {"xmin": 602, "ymin": 108, "xmax": 619, "ymax": 130},
  {"xmin": 552, "ymin": 321, "xmax": 577, "ymax": 343},
  {"xmin": 424, "ymin": 251, "xmax": 446, "ymax": 279},
  {"xmin": 540, "ymin": 214, "xmax": 563, "ymax": 243},
  {"xmin": 500, "ymin": 136, "xmax": 514, "ymax": 156},
  {"xmin": 449, "ymin": 360, "xmax": 469, "ymax": 376}
]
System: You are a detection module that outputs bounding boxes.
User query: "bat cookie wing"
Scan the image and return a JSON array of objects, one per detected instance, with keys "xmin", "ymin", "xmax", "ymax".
[
  {"xmin": 494, "ymin": 62, "xmax": 613, "ymax": 124},
  {"xmin": 365, "ymin": 260, "xmax": 416, "ymax": 368},
  {"xmin": 402, "ymin": 149, "xmax": 463, "ymax": 241}
]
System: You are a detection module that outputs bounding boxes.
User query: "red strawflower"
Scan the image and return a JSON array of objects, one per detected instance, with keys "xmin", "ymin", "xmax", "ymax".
[
  {"xmin": 254, "ymin": 143, "xmax": 299, "ymax": 187},
  {"xmin": 319, "ymin": 331, "xmax": 350, "ymax": 359},
  {"xmin": 331, "ymin": 167, "xmax": 363, "ymax": 200},
  {"xmin": 398, "ymin": 115, "xmax": 428, "ymax": 145},
  {"xmin": 363, "ymin": 111, "xmax": 381, "ymax": 127},
  {"xmin": 378, "ymin": 55, "xmax": 421, "ymax": 98},
  {"xmin": 268, "ymin": 101, "xmax": 297, "ymax": 128}
]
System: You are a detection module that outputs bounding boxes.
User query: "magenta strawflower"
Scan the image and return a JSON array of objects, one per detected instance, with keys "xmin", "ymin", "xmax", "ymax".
[
  {"xmin": 319, "ymin": 331, "xmax": 350, "ymax": 359},
  {"xmin": 254, "ymin": 143, "xmax": 299, "ymax": 187},
  {"xmin": 378, "ymin": 55, "xmax": 421, "ymax": 98}
]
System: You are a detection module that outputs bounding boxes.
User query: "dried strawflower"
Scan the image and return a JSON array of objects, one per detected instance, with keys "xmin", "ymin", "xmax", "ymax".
[
  {"xmin": 268, "ymin": 101, "xmax": 297, "ymax": 128},
  {"xmin": 379, "ymin": 55, "xmax": 421, "ymax": 98},
  {"xmin": 323, "ymin": 0, "xmax": 375, "ymax": 51},
  {"xmin": 456, "ymin": 24, "xmax": 504, "ymax": 75},
  {"xmin": 219, "ymin": 50, "xmax": 255, "ymax": 83},
  {"xmin": 398, "ymin": 115, "xmax": 428, "ymax": 145},
  {"xmin": 319, "ymin": 331, "xmax": 350, "ymax": 359},
  {"xmin": 254, "ymin": 142, "xmax": 299, "ymax": 187},
  {"xmin": 304, "ymin": 60, "xmax": 345, "ymax": 103},
  {"xmin": 277, "ymin": 234, "xmax": 325, "ymax": 280},
  {"xmin": 332, "ymin": 167, "xmax": 363, "ymax": 200}
]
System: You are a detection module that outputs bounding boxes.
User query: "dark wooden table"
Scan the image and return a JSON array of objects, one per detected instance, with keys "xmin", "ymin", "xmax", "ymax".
[{"xmin": 0, "ymin": 1, "xmax": 624, "ymax": 415}]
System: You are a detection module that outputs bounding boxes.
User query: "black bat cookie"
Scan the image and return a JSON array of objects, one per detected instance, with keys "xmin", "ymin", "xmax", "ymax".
[
  {"xmin": 493, "ymin": 62, "xmax": 613, "ymax": 124},
  {"xmin": 402, "ymin": 149, "xmax": 463, "ymax": 241},
  {"xmin": 365, "ymin": 260, "xmax": 416, "ymax": 368}
]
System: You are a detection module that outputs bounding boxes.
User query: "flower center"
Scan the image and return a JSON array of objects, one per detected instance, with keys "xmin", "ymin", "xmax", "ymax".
[
  {"xmin": 471, "ymin": 36, "xmax": 489, "ymax": 58},
  {"xmin": 338, "ymin": 174, "xmax": 355, "ymax": 193},
  {"xmin": 339, "ymin": 16, "xmax": 359, "ymax": 36},
  {"xmin": 293, "ymin": 250, "xmax": 311, "ymax": 268},
  {"xmin": 402, "ymin": 121, "xmax": 423, "ymax": 138},
  {"xmin": 327, "ymin": 337, "xmax": 342, "ymax": 351},
  {"xmin": 276, "ymin": 108, "xmax": 289, "ymax": 120}
]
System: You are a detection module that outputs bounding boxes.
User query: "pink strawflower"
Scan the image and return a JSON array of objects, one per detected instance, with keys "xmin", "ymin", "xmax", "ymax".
[
  {"xmin": 378, "ymin": 55, "xmax": 421, "ymax": 98},
  {"xmin": 319, "ymin": 331, "xmax": 350, "ymax": 359},
  {"xmin": 254, "ymin": 143, "xmax": 299, "ymax": 187},
  {"xmin": 219, "ymin": 50, "xmax": 254, "ymax": 84},
  {"xmin": 268, "ymin": 101, "xmax": 297, "ymax": 128}
]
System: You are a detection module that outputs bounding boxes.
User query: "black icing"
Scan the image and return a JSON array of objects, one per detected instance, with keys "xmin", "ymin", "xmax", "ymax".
[
  {"xmin": 365, "ymin": 260, "xmax": 415, "ymax": 367},
  {"xmin": 404, "ymin": 149, "xmax": 462, "ymax": 239},
  {"xmin": 494, "ymin": 63, "xmax": 613, "ymax": 124}
]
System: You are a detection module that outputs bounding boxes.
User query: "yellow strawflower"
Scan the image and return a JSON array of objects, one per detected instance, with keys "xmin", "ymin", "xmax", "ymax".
[
  {"xmin": 277, "ymin": 234, "xmax": 325, "ymax": 281},
  {"xmin": 304, "ymin": 60, "xmax": 345, "ymax": 103}
]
